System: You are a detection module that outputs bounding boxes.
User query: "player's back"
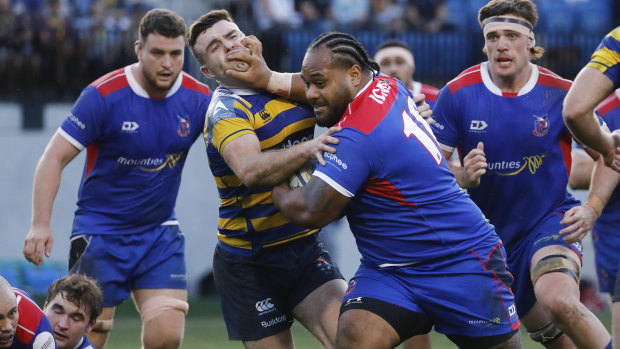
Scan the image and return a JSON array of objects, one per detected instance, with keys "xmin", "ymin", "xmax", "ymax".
[{"xmin": 331, "ymin": 76, "xmax": 499, "ymax": 267}]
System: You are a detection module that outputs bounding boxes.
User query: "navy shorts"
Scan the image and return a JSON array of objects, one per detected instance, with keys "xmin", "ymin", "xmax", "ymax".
[
  {"xmin": 592, "ymin": 226, "xmax": 620, "ymax": 294},
  {"xmin": 68, "ymin": 225, "xmax": 187, "ymax": 307},
  {"xmin": 506, "ymin": 210, "xmax": 583, "ymax": 317},
  {"xmin": 342, "ymin": 237, "xmax": 520, "ymax": 342},
  {"xmin": 213, "ymin": 234, "xmax": 344, "ymax": 341}
]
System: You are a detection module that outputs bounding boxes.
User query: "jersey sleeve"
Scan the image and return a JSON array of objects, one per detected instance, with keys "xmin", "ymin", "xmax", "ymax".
[
  {"xmin": 30, "ymin": 316, "xmax": 56, "ymax": 349},
  {"xmin": 58, "ymin": 85, "xmax": 105, "ymax": 151},
  {"xmin": 587, "ymin": 27, "xmax": 620, "ymax": 89},
  {"xmin": 430, "ymin": 86, "xmax": 461, "ymax": 152},
  {"xmin": 207, "ymin": 97, "xmax": 256, "ymax": 154},
  {"xmin": 313, "ymin": 129, "xmax": 373, "ymax": 197}
]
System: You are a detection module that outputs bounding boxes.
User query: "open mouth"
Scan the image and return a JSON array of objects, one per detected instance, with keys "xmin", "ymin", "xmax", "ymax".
[{"xmin": 0, "ymin": 334, "xmax": 14, "ymax": 346}]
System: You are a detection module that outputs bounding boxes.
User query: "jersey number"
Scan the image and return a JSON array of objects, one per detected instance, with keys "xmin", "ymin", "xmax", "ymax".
[{"xmin": 401, "ymin": 96, "xmax": 443, "ymax": 166}]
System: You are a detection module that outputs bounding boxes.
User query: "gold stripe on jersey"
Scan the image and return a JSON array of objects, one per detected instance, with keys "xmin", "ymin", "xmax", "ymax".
[
  {"xmin": 609, "ymin": 27, "xmax": 620, "ymax": 41},
  {"xmin": 211, "ymin": 117, "xmax": 255, "ymax": 152},
  {"xmin": 588, "ymin": 47, "xmax": 620, "ymax": 73},
  {"xmin": 251, "ymin": 212, "xmax": 293, "ymax": 231},
  {"xmin": 217, "ymin": 233, "xmax": 253, "ymax": 249},
  {"xmin": 217, "ymin": 229, "xmax": 318, "ymax": 250},
  {"xmin": 214, "ymin": 174, "xmax": 244, "ymax": 189},
  {"xmin": 262, "ymin": 230, "xmax": 317, "ymax": 247},
  {"xmin": 220, "ymin": 192, "xmax": 272, "ymax": 208},
  {"xmin": 260, "ymin": 118, "xmax": 317, "ymax": 149},
  {"xmin": 251, "ymin": 99, "xmax": 298, "ymax": 129}
]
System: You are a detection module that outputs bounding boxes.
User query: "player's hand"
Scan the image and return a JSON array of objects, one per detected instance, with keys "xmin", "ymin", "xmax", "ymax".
[
  {"xmin": 413, "ymin": 93, "xmax": 433, "ymax": 125},
  {"xmin": 559, "ymin": 205, "xmax": 597, "ymax": 244},
  {"xmin": 225, "ymin": 35, "xmax": 271, "ymax": 90},
  {"xmin": 460, "ymin": 142, "xmax": 487, "ymax": 188},
  {"xmin": 306, "ymin": 126, "xmax": 342, "ymax": 166},
  {"xmin": 23, "ymin": 226, "xmax": 53, "ymax": 266},
  {"xmin": 602, "ymin": 130, "xmax": 620, "ymax": 172}
]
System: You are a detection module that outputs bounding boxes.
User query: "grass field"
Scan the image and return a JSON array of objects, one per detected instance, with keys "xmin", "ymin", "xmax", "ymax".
[{"xmin": 102, "ymin": 296, "xmax": 613, "ymax": 348}]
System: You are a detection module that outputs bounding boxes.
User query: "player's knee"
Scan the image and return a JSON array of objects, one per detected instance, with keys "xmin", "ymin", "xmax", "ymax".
[
  {"xmin": 531, "ymin": 254, "xmax": 580, "ymax": 286},
  {"xmin": 528, "ymin": 322, "xmax": 563, "ymax": 345},
  {"xmin": 139, "ymin": 295, "xmax": 188, "ymax": 324},
  {"xmin": 91, "ymin": 318, "xmax": 114, "ymax": 333}
]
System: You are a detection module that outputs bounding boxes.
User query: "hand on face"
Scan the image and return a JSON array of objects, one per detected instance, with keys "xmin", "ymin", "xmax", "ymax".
[{"xmin": 224, "ymin": 35, "xmax": 272, "ymax": 90}]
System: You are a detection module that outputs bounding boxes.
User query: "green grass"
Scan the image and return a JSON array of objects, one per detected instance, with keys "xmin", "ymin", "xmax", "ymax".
[{"xmin": 103, "ymin": 296, "xmax": 612, "ymax": 348}]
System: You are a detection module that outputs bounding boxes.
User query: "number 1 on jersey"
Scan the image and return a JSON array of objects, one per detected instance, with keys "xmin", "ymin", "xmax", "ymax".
[{"xmin": 401, "ymin": 96, "xmax": 443, "ymax": 166}]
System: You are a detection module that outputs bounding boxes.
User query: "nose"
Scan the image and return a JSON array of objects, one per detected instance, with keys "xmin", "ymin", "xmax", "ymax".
[
  {"xmin": 305, "ymin": 84, "xmax": 320, "ymax": 102},
  {"xmin": 57, "ymin": 315, "xmax": 69, "ymax": 329},
  {"xmin": 0, "ymin": 319, "xmax": 11, "ymax": 332},
  {"xmin": 161, "ymin": 55, "xmax": 172, "ymax": 68}
]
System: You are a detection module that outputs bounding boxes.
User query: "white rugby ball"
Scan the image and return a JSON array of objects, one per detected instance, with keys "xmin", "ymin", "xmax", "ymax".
[{"xmin": 288, "ymin": 161, "xmax": 316, "ymax": 189}]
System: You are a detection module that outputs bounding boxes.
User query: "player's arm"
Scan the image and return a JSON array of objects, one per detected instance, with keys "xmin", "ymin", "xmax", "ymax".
[
  {"xmin": 568, "ymin": 148, "xmax": 595, "ymax": 190},
  {"xmin": 272, "ymin": 177, "xmax": 350, "ymax": 228},
  {"xmin": 222, "ymin": 127, "xmax": 341, "ymax": 189},
  {"xmin": 24, "ymin": 132, "xmax": 80, "ymax": 266},
  {"xmin": 563, "ymin": 67, "xmax": 620, "ymax": 171},
  {"xmin": 442, "ymin": 142, "xmax": 487, "ymax": 188},
  {"xmin": 560, "ymin": 156, "xmax": 620, "ymax": 243},
  {"xmin": 224, "ymin": 35, "xmax": 308, "ymax": 102}
]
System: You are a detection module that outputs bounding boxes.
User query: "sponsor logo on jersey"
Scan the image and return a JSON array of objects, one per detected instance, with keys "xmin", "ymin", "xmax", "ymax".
[
  {"xmin": 431, "ymin": 120, "xmax": 445, "ymax": 131},
  {"xmin": 261, "ymin": 315, "xmax": 287, "ymax": 328},
  {"xmin": 468, "ymin": 316, "xmax": 502, "ymax": 326},
  {"xmin": 281, "ymin": 135, "xmax": 314, "ymax": 149},
  {"xmin": 324, "ymin": 153, "xmax": 348, "ymax": 170},
  {"xmin": 469, "ymin": 120, "xmax": 488, "ymax": 132},
  {"xmin": 117, "ymin": 151, "xmax": 186, "ymax": 172},
  {"xmin": 121, "ymin": 121, "xmax": 139, "ymax": 132},
  {"xmin": 257, "ymin": 109, "xmax": 272, "ymax": 122},
  {"xmin": 344, "ymin": 297, "xmax": 363, "ymax": 306},
  {"xmin": 532, "ymin": 114, "xmax": 549, "ymax": 136},
  {"xmin": 369, "ymin": 79, "xmax": 392, "ymax": 104},
  {"xmin": 255, "ymin": 298, "xmax": 275, "ymax": 315},
  {"xmin": 68, "ymin": 113, "xmax": 86, "ymax": 129},
  {"xmin": 490, "ymin": 153, "xmax": 547, "ymax": 176},
  {"xmin": 508, "ymin": 304, "xmax": 517, "ymax": 317},
  {"xmin": 177, "ymin": 115, "xmax": 190, "ymax": 137},
  {"xmin": 344, "ymin": 279, "xmax": 356, "ymax": 295},
  {"xmin": 314, "ymin": 257, "xmax": 333, "ymax": 273}
]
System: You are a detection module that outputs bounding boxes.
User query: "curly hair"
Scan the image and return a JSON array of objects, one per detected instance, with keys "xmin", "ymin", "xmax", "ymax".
[{"xmin": 46, "ymin": 274, "xmax": 102, "ymax": 323}]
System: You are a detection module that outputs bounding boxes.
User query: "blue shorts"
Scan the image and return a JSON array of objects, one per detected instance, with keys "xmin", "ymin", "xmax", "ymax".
[
  {"xmin": 505, "ymin": 210, "xmax": 583, "ymax": 317},
  {"xmin": 68, "ymin": 225, "xmax": 187, "ymax": 307},
  {"xmin": 592, "ymin": 226, "xmax": 620, "ymax": 294},
  {"xmin": 213, "ymin": 234, "xmax": 344, "ymax": 341},
  {"xmin": 342, "ymin": 237, "xmax": 520, "ymax": 339}
]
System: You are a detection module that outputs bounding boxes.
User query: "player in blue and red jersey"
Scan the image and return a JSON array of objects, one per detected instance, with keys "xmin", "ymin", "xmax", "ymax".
[
  {"xmin": 432, "ymin": 1, "xmax": 612, "ymax": 348},
  {"xmin": 43, "ymin": 274, "xmax": 102, "ymax": 349},
  {"xmin": 374, "ymin": 39, "xmax": 439, "ymax": 110},
  {"xmin": 22, "ymin": 9, "xmax": 211, "ymax": 349},
  {"xmin": 0, "ymin": 276, "xmax": 56, "ymax": 349},
  {"xmin": 271, "ymin": 31, "xmax": 521, "ymax": 349},
  {"xmin": 187, "ymin": 10, "xmax": 347, "ymax": 349}
]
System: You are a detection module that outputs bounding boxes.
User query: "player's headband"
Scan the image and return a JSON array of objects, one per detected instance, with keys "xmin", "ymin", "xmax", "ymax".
[
  {"xmin": 374, "ymin": 46, "xmax": 414, "ymax": 69},
  {"xmin": 482, "ymin": 15, "xmax": 536, "ymax": 46}
]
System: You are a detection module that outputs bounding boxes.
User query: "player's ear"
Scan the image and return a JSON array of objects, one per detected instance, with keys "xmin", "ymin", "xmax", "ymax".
[
  {"xmin": 348, "ymin": 64, "xmax": 362, "ymax": 86},
  {"xmin": 200, "ymin": 65, "xmax": 215, "ymax": 79}
]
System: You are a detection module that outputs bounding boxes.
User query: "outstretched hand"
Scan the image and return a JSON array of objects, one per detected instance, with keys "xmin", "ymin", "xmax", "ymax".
[
  {"xmin": 559, "ymin": 205, "xmax": 598, "ymax": 243},
  {"xmin": 225, "ymin": 35, "xmax": 272, "ymax": 90}
]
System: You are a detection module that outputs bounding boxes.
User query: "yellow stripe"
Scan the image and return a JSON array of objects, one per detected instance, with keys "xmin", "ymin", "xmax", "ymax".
[
  {"xmin": 220, "ymin": 192, "xmax": 272, "ymax": 207},
  {"xmin": 586, "ymin": 61, "xmax": 609, "ymax": 73},
  {"xmin": 260, "ymin": 118, "xmax": 316, "ymax": 149},
  {"xmin": 217, "ymin": 229, "xmax": 318, "ymax": 250},
  {"xmin": 608, "ymin": 27, "xmax": 620, "ymax": 42},
  {"xmin": 589, "ymin": 47, "xmax": 620, "ymax": 73},
  {"xmin": 214, "ymin": 174, "xmax": 244, "ymax": 189},
  {"xmin": 249, "ymin": 211, "xmax": 293, "ymax": 231},
  {"xmin": 234, "ymin": 100, "xmax": 253, "ymax": 119},
  {"xmin": 217, "ymin": 233, "xmax": 252, "ymax": 249},
  {"xmin": 219, "ymin": 216, "xmax": 247, "ymax": 231}
]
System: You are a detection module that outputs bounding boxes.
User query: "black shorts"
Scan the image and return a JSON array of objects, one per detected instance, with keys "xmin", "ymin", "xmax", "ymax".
[{"xmin": 213, "ymin": 234, "xmax": 344, "ymax": 341}]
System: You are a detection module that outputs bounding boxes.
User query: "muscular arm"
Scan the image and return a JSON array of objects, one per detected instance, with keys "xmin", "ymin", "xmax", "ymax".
[
  {"xmin": 568, "ymin": 149, "xmax": 595, "ymax": 190},
  {"xmin": 24, "ymin": 132, "xmax": 81, "ymax": 265},
  {"xmin": 272, "ymin": 177, "xmax": 351, "ymax": 228},
  {"xmin": 563, "ymin": 67, "xmax": 620, "ymax": 169},
  {"xmin": 222, "ymin": 127, "xmax": 340, "ymax": 189}
]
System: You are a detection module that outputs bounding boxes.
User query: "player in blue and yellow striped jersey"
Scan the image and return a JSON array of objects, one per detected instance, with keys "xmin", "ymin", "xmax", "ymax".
[
  {"xmin": 187, "ymin": 9, "xmax": 347, "ymax": 348},
  {"xmin": 564, "ymin": 27, "xmax": 620, "ymax": 348}
]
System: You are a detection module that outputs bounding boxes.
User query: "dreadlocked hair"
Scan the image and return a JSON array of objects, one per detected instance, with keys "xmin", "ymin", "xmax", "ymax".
[{"xmin": 308, "ymin": 32, "xmax": 380, "ymax": 74}]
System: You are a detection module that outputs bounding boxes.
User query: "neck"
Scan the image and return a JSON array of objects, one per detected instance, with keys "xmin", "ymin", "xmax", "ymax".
[
  {"xmin": 132, "ymin": 63, "xmax": 168, "ymax": 98},
  {"xmin": 488, "ymin": 63, "xmax": 532, "ymax": 94},
  {"xmin": 355, "ymin": 73, "xmax": 373, "ymax": 95}
]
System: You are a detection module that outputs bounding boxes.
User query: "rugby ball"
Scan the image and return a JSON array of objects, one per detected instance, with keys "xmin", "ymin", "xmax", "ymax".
[{"xmin": 288, "ymin": 161, "xmax": 316, "ymax": 189}]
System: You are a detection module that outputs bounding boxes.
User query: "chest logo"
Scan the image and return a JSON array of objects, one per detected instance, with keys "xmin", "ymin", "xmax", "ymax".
[
  {"xmin": 121, "ymin": 121, "xmax": 139, "ymax": 132},
  {"xmin": 532, "ymin": 114, "xmax": 549, "ymax": 137},
  {"xmin": 470, "ymin": 120, "xmax": 488, "ymax": 131},
  {"xmin": 177, "ymin": 115, "xmax": 190, "ymax": 137}
]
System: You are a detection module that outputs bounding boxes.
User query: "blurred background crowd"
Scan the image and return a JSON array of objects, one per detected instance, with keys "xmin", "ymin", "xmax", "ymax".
[{"xmin": 0, "ymin": 0, "xmax": 618, "ymax": 125}]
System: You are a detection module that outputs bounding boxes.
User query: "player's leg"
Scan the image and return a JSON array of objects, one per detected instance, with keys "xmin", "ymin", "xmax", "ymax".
[
  {"xmin": 401, "ymin": 334, "xmax": 431, "ymax": 349},
  {"xmin": 87, "ymin": 306, "xmax": 115, "ymax": 349},
  {"xmin": 291, "ymin": 279, "xmax": 346, "ymax": 349},
  {"xmin": 531, "ymin": 244, "xmax": 611, "ymax": 348},
  {"xmin": 519, "ymin": 302, "xmax": 574, "ymax": 348},
  {"xmin": 132, "ymin": 288, "xmax": 187, "ymax": 349},
  {"xmin": 337, "ymin": 307, "xmax": 401, "ymax": 349}
]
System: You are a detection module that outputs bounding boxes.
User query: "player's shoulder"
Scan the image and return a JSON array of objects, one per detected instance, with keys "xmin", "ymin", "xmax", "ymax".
[
  {"xmin": 207, "ymin": 87, "xmax": 251, "ymax": 123},
  {"xmin": 446, "ymin": 64, "xmax": 483, "ymax": 94},
  {"xmin": 88, "ymin": 67, "xmax": 129, "ymax": 98},
  {"xmin": 420, "ymin": 83, "xmax": 439, "ymax": 100},
  {"xmin": 536, "ymin": 66, "xmax": 572, "ymax": 91},
  {"xmin": 180, "ymin": 71, "xmax": 211, "ymax": 97},
  {"xmin": 339, "ymin": 75, "xmax": 400, "ymax": 134}
]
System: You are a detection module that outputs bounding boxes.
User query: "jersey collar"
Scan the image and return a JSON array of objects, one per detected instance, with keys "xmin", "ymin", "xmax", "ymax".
[
  {"xmin": 480, "ymin": 61, "xmax": 539, "ymax": 96},
  {"xmin": 125, "ymin": 64, "xmax": 183, "ymax": 98}
]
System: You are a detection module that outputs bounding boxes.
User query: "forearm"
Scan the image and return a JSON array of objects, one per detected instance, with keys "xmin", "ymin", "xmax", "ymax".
[
  {"xmin": 446, "ymin": 161, "xmax": 469, "ymax": 188},
  {"xmin": 564, "ymin": 114, "xmax": 613, "ymax": 156},
  {"xmin": 272, "ymin": 187, "xmax": 322, "ymax": 228},
  {"xmin": 31, "ymin": 157, "xmax": 63, "ymax": 227},
  {"xmin": 240, "ymin": 145, "xmax": 312, "ymax": 188},
  {"xmin": 587, "ymin": 158, "xmax": 620, "ymax": 215}
]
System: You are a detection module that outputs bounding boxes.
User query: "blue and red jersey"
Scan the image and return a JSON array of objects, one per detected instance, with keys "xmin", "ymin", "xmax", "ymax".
[
  {"xmin": 59, "ymin": 65, "xmax": 211, "ymax": 236},
  {"xmin": 314, "ymin": 74, "xmax": 501, "ymax": 268},
  {"xmin": 431, "ymin": 63, "xmax": 580, "ymax": 248},
  {"xmin": 11, "ymin": 288, "xmax": 56, "ymax": 349}
]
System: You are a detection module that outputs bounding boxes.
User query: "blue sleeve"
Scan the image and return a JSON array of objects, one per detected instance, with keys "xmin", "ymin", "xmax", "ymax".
[
  {"xmin": 31, "ymin": 315, "xmax": 56, "ymax": 349},
  {"xmin": 314, "ymin": 128, "xmax": 373, "ymax": 197},
  {"xmin": 430, "ymin": 86, "xmax": 460, "ymax": 150},
  {"xmin": 59, "ymin": 86, "xmax": 105, "ymax": 149}
]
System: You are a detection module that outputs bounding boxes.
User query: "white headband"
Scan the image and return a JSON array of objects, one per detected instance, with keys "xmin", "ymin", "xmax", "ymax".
[
  {"xmin": 482, "ymin": 15, "xmax": 536, "ymax": 46},
  {"xmin": 374, "ymin": 46, "xmax": 414, "ymax": 69}
]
